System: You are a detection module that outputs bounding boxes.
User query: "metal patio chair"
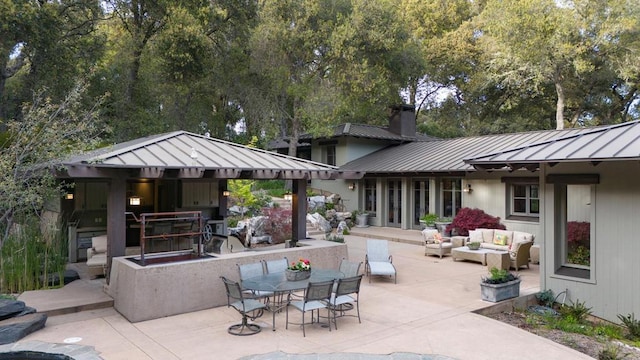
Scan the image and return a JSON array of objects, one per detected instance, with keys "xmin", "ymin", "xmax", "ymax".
[
  {"xmin": 286, "ymin": 280, "xmax": 334, "ymax": 337},
  {"xmin": 328, "ymin": 275, "xmax": 363, "ymax": 330},
  {"xmin": 220, "ymin": 276, "xmax": 266, "ymax": 336}
]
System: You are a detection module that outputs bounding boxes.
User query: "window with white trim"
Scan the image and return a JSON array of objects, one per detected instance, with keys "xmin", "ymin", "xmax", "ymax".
[
  {"xmin": 503, "ymin": 177, "xmax": 539, "ymax": 221},
  {"xmin": 512, "ymin": 184, "xmax": 540, "ymax": 216},
  {"xmin": 325, "ymin": 145, "xmax": 336, "ymax": 166}
]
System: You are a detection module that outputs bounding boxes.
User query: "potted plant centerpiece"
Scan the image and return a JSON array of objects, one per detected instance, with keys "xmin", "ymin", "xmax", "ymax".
[
  {"xmin": 480, "ymin": 267, "xmax": 521, "ymax": 302},
  {"xmin": 286, "ymin": 258, "xmax": 311, "ymax": 281}
]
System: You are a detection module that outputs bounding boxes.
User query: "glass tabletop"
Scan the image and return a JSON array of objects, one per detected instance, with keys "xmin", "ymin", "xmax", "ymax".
[{"xmin": 242, "ymin": 268, "xmax": 344, "ymax": 292}]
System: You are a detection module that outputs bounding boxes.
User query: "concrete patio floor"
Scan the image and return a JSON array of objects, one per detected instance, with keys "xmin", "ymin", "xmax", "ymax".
[{"xmin": 15, "ymin": 228, "xmax": 593, "ymax": 360}]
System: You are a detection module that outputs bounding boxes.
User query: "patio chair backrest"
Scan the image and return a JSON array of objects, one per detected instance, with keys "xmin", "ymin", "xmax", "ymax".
[
  {"xmin": 366, "ymin": 239, "xmax": 391, "ymax": 262},
  {"xmin": 305, "ymin": 280, "xmax": 335, "ymax": 302},
  {"xmin": 335, "ymin": 275, "xmax": 363, "ymax": 297},
  {"xmin": 263, "ymin": 257, "xmax": 289, "ymax": 274},
  {"xmin": 339, "ymin": 258, "xmax": 362, "ymax": 277},
  {"xmin": 220, "ymin": 276, "xmax": 243, "ymax": 303},
  {"xmin": 237, "ymin": 262, "xmax": 265, "ymax": 281}
]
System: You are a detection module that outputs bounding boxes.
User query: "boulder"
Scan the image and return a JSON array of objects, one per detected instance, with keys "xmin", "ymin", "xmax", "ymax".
[
  {"xmin": 307, "ymin": 196, "xmax": 325, "ymax": 212},
  {"xmin": 0, "ymin": 300, "xmax": 25, "ymax": 321},
  {"xmin": 0, "ymin": 313, "xmax": 47, "ymax": 345},
  {"xmin": 336, "ymin": 220, "xmax": 349, "ymax": 235},
  {"xmin": 306, "ymin": 213, "xmax": 332, "ymax": 233}
]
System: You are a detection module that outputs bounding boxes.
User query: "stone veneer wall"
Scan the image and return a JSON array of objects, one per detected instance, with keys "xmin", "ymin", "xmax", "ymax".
[{"xmin": 107, "ymin": 239, "xmax": 348, "ymax": 322}]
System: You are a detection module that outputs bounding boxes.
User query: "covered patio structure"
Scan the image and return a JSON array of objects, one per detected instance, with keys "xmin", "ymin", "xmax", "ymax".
[{"xmin": 57, "ymin": 131, "xmax": 363, "ymax": 281}]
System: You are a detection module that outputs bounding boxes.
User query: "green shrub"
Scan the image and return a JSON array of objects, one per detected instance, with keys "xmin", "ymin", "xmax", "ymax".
[
  {"xmin": 1, "ymin": 218, "xmax": 67, "ymax": 293},
  {"xmin": 618, "ymin": 313, "xmax": 640, "ymax": 340},
  {"xmin": 326, "ymin": 233, "xmax": 344, "ymax": 243},
  {"xmin": 536, "ymin": 289, "xmax": 555, "ymax": 307},
  {"xmin": 482, "ymin": 267, "xmax": 518, "ymax": 284},
  {"xmin": 559, "ymin": 299, "xmax": 592, "ymax": 323},
  {"xmin": 598, "ymin": 344, "xmax": 630, "ymax": 360}
]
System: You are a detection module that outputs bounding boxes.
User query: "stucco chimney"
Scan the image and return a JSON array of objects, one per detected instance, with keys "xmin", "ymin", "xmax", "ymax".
[{"xmin": 388, "ymin": 104, "xmax": 416, "ymax": 137}]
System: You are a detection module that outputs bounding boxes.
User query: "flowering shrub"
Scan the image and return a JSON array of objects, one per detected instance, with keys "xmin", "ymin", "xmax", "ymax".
[
  {"xmin": 288, "ymin": 258, "xmax": 311, "ymax": 271},
  {"xmin": 567, "ymin": 221, "xmax": 590, "ymax": 244},
  {"xmin": 446, "ymin": 207, "xmax": 505, "ymax": 236},
  {"xmin": 261, "ymin": 207, "xmax": 292, "ymax": 244}
]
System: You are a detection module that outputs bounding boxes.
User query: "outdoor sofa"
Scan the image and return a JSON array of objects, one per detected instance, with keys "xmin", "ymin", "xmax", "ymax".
[{"xmin": 467, "ymin": 228, "xmax": 535, "ymax": 269}]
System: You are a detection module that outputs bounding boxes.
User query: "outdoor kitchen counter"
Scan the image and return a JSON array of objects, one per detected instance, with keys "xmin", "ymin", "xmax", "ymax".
[{"xmin": 106, "ymin": 238, "xmax": 348, "ymax": 323}]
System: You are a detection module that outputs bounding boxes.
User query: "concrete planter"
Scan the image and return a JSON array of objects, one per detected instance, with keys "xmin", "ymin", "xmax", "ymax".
[
  {"xmin": 480, "ymin": 278, "xmax": 521, "ymax": 302},
  {"xmin": 355, "ymin": 213, "xmax": 369, "ymax": 228}
]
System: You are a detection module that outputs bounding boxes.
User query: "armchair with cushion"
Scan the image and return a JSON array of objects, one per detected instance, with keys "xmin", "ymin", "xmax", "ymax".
[
  {"xmin": 509, "ymin": 240, "xmax": 534, "ymax": 271},
  {"xmin": 86, "ymin": 235, "xmax": 107, "ymax": 278},
  {"xmin": 422, "ymin": 229, "xmax": 453, "ymax": 259}
]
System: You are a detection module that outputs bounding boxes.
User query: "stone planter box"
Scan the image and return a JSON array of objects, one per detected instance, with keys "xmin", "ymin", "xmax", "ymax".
[
  {"xmin": 285, "ymin": 269, "xmax": 311, "ymax": 281},
  {"xmin": 355, "ymin": 214, "xmax": 369, "ymax": 228},
  {"xmin": 480, "ymin": 278, "xmax": 521, "ymax": 302}
]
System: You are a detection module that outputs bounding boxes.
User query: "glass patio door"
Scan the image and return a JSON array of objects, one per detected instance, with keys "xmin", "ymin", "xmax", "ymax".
[
  {"xmin": 387, "ymin": 179, "xmax": 402, "ymax": 227},
  {"xmin": 413, "ymin": 180, "xmax": 430, "ymax": 227}
]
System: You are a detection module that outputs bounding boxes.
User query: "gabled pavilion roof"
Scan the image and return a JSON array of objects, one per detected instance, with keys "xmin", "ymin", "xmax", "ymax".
[
  {"xmin": 465, "ymin": 121, "xmax": 640, "ymax": 170},
  {"xmin": 62, "ymin": 131, "xmax": 360, "ymax": 179}
]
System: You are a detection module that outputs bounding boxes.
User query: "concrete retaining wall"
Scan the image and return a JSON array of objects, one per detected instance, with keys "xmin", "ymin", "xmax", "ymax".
[{"xmin": 106, "ymin": 239, "xmax": 348, "ymax": 322}]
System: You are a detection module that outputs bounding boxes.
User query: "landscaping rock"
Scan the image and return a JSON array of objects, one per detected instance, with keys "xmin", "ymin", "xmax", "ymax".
[
  {"xmin": 0, "ymin": 313, "xmax": 47, "ymax": 345},
  {"xmin": 0, "ymin": 300, "xmax": 25, "ymax": 321}
]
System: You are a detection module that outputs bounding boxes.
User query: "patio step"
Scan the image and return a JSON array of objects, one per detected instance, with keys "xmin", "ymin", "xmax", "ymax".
[{"xmin": 17, "ymin": 279, "xmax": 114, "ymax": 317}]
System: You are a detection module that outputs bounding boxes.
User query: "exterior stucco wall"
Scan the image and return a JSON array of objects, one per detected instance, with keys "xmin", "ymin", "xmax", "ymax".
[
  {"xmin": 464, "ymin": 172, "xmax": 541, "ymax": 239},
  {"xmin": 541, "ymin": 161, "xmax": 640, "ymax": 323}
]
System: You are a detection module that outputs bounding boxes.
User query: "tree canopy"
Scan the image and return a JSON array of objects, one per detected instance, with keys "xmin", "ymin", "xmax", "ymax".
[{"xmin": 1, "ymin": 0, "xmax": 638, "ymax": 145}]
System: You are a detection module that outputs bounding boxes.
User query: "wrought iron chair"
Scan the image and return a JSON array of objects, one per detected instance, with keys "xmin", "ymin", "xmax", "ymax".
[
  {"xmin": 286, "ymin": 280, "xmax": 334, "ymax": 337},
  {"xmin": 364, "ymin": 239, "xmax": 397, "ymax": 283},
  {"xmin": 328, "ymin": 275, "xmax": 363, "ymax": 329},
  {"xmin": 237, "ymin": 262, "xmax": 273, "ymax": 301},
  {"xmin": 219, "ymin": 276, "xmax": 266, "ymax": 336}
]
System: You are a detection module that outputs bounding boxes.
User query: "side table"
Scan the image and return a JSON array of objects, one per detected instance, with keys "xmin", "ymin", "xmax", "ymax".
[
  {"xmin": 486, "ymin": 251, "xmax": 510, "ymax": 270},
  {"xmin": 530, "ymin": 244, "xmax": 540, "ymax": 264},
  {"xmin": 450, "ymin": 236, "xmax": 468, "ymax": 248}
]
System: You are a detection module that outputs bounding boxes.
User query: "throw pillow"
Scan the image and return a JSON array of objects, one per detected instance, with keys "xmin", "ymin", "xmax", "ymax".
[
  {"xmin": 434, "ymin": 233, "xmax": 443, "ymax": 244},
  {"xmin": 493, "ymin": 234, "xmax": 508, "ymax": 246}
]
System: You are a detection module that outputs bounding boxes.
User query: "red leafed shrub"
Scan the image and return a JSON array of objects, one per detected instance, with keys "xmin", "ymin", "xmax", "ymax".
[
  {"xmin": 567, "ymin": 221, "xmax": 590, "ymax": 244},
  {"xmin": 446, "ymin": 207, "xmax": 505, "ymax": 236},
  {"xmin": 261, "ymin": 207, "xmax": 292, "ymax": 244}
]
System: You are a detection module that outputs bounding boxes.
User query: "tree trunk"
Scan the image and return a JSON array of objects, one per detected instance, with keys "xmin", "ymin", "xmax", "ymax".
[{"xmin": 555, "ymin": 81, "xmax": 565, "ymax": 130}]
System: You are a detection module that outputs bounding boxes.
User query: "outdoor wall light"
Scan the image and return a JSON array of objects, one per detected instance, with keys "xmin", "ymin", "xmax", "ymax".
[
  {"xmin": 284, "ymin": 193, "xmax": 293, "ymax": 201},
  {"xmin": 129, "ymin": 196, "xmax": 141, "ymax": 206},
  {"xmin": 64, "ymin": 193, "xmax": 74, "ymax": 200},
  {"xmin": 348, "ymin": 182, "xmax": 356, "ymax": 191},
  {"xmin": 223, "ymin": 190, "xmax": 230, "ymax": 197},
  {"xmin": 463, "ymin": 184, "xmax": 473, "ymax": 193}
]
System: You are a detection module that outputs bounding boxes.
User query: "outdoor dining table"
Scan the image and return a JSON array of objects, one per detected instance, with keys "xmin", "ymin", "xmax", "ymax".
[{"xmin": 241, "ymin": 268, "xmax": 344, "ymax": 331}]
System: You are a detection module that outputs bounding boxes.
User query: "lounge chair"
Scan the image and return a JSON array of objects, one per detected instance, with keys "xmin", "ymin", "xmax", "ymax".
[{"xmin": 364, "ymin": 239, "xmax": 397, "ymax": 283}]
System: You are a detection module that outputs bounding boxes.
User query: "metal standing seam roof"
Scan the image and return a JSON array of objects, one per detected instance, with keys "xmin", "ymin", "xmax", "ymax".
[
  {"xmin": 339, "ymin": 127, "xmax": 596, "ymax": 173},
  {"xmin": 62, "ymin": 131, "xmax": 357, "ymax": 179},
  {"xmin": 465, "ymin": 121, "xmax": 640, "ymax": 169},
  {"xmin": 268, "ymin": 123, "xmax": 436, "ymax": 150}
]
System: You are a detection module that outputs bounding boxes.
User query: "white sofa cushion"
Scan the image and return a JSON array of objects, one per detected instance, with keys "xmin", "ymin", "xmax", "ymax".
[
  {"xmin": 468, "ymin": 230, "xmax": 484, "ymax": 243},
  {"xmin": 513, "ymin": 231, "xmax": 534, "ymax": 244},
  {"xmin": 92, "ymin": 235, "xmax": 108, "ymax": 253},
  {"xmin": 480, "ymin": 229, "xmax": 495, "ymax": 243}
]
